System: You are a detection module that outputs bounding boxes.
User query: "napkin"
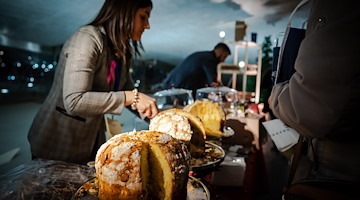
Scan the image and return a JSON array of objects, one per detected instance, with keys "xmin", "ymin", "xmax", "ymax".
[{"xmin": 262, "ymin": 119, "xmax": 299, "ymax": 152}]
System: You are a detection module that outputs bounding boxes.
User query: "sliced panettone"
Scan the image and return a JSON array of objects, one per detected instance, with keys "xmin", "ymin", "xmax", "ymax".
[
  {"xmin": 183, "ymin": 100, "xmax": 227, "ymax": 138},
  {"xmin": 149, "ymin": 109, "xmax": 206, "ymax": 158},
  {"xmin": 95, "ymin": 131, "xmax": 189, "ymax": 200}
]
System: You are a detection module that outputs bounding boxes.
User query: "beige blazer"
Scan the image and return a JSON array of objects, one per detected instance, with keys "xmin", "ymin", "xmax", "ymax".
[{"xmin": 28, "ymin": 25, "xmax": 134, "ymax": 164}]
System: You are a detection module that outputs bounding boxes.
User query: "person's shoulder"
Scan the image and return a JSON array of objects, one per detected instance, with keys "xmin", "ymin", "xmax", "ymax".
[
  {"xmin": 196, "ymin": 51, "xmax": 215, "ymax": 59},
  {"xmin": 196, "ymin": 51, "xmax": 213, "ymax": 55},
  {"xmin": 64, "ymin": 25, "xmax": 104, "ymax": 51},
  {"xmin": 73, "ymin": 25, "xmax": 104, "ymax": 42},
  {"xmin": 76, "ymin": 25, "xmax": 103, "ymax": 37},
  {"xmin": 193, "ymin": 50, "xmax": 209, "ymax": 54},
  {"xmin": 188, "ymin": 51, "xmax": 208, "ymax": 57}
]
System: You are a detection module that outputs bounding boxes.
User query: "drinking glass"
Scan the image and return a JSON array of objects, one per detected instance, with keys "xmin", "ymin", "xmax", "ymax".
[{"xmin": 225, "ymin": 91, "xmax": 238, "ymax": 117}]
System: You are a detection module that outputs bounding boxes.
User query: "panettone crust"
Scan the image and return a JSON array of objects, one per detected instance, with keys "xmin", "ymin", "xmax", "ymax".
[
  {"xmin": 150, "ymin": 109, "xmax": 206, "ymax": 157},
  {"xmin": 158, "ymin": 109, "xmax": 206, "ymax": 139}
]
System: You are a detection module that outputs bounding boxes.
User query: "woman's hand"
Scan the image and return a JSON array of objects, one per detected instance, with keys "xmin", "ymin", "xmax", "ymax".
[
  {"xmin": 135, "ymin": 92, "xmax": 159, "ymax": 118},
  {"xmin": 125, "ymin": 90, "xmax": 159, "ymax": 118}
]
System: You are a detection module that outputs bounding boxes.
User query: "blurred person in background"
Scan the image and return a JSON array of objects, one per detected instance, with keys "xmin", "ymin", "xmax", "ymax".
[
  {"xmin": 162, "ymin": 43, "xmax": 231, "ymax": 97},
  {"xmin": 28, "ymin": 0, "xmax": 158, "ymax": 165}
]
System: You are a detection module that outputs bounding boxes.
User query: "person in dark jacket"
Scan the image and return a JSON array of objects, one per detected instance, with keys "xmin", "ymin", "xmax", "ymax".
[
  {"xmin": 269, "ymin": 0, "xmax": 360, "ymax": 183},
  {"xmin": 162, "ymin": 43, "xmax": 231, "ymax": 97}
]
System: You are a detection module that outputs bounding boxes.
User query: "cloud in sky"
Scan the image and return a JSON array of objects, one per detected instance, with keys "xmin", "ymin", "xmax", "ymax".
[
  {"xmin": 210, "ymin": 0, "xmax": 303, "ymax": 24},
  {"xmin": 145, "ymin": 0, "xmax": 310, "ymax": 64}
]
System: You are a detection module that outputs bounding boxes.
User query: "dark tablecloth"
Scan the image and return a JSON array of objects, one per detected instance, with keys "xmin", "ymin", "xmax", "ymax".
[{"xmin": 0, "ymin": 159, "xmax": 95, "ymax": 200}]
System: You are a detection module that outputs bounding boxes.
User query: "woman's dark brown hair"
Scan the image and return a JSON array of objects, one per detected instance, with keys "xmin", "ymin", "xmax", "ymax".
[{"xmin": 89, "ymin": 0, "xmax": 153, "ymax": 66}]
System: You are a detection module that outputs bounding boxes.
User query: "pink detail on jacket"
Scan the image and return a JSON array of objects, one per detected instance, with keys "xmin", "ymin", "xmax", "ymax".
[{"xmin": 107, "ymin": 60, "xmax": 117, "ymax": 84}]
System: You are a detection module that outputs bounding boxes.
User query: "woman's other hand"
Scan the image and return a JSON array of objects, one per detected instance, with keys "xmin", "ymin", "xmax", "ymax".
[
  {"xmin": 125, "ymin": 90, "xmax": 158, "ymax": 118},
  {"xmin": 136, "ymin": 92, "xmax": 158, "ymax": 118}
]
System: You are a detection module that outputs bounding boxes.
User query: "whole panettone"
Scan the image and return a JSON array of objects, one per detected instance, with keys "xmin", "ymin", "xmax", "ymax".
[
  {"xmin": 95, "ymin": 130, "xmax": 190, "ymax": 200},
  {"xmin": 183, "ymin": 100, "xmax": 226, "ymax": 138},
  {"xmin": 149, "ymin": 109, "xmax": 206, "ymax": 158}
]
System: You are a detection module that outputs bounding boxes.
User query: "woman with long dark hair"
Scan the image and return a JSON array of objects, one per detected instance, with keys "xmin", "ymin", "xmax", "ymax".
[{"xmin": 28, "ymin": 0, "xmax": 158, "ymax": 164}]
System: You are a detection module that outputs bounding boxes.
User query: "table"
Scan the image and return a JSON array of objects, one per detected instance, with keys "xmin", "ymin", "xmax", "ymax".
[
  {"xmin": 0, "ymin": 157, "xmax": 267, "ymax": 200},
  {"xmin": 0, "ymin": 113, "xmax": 269, "ymax": 200},
  {"xmin": 191, "ymin": 118, "xmax": 269, "ymax": 200}
]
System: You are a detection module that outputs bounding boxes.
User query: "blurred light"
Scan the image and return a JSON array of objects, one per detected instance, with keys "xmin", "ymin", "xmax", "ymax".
[
  {"xmin": 29, "ymin": 77, "xmax": 35, "ymax": 82},
  {"xmin": 44, "ymin": 68, "xmax": 49, "ymax": 72},
  {"xmin": 7, "ymin": 75, "xmax": 15, "ymax": 81},
  {"xmin": 28, "ymin": 56, "xmax": 32, "ymax": 60},
  {"xmin": 30, "ymin": 61, "xmax": 35, "ymax": 65},
  {"xmin": 53, "ymin": 61, "xmax": 57, "ymax": 66},
  {"xmin": 27, "ymin": 83, "xmax": 34, "ymax": 88},
  {"xmin": 33, "ymin": 63, "xmax": 39, "ymax": 69},
  {"xmin": 239, "ymin": 61, "xmax": 245, "ymax": 68},
  {"xmin": 41, "ymin": 64, "xmax": 46, "ymax": 69},
  {"xmin": 40, "ymin": 72, "xmax": 45, "ymax": 77},
  {"xmin": 1, "ymin": 63, "xmax": 5, "ymax": 67},
  {"xmin": 1, "ymin": 89, "xmax": 9, "ymax": 94},
  {"xmin": 16, "ymin": 62, "xmax": 21, "ymax": 67},
  {"xmin": 0, "ymin": 51, "xmax": 4, "ymax": 56},
  {"xmin": 219, "ymin": 31, "xmax": 226, "ymax": 38},
  {"xmin": 134, "ymin": 79, "xmax": 141, "ymax": 87},
  {"xmin": 48, "ymin": 64, "xmax": 54, "ymax": 69}
]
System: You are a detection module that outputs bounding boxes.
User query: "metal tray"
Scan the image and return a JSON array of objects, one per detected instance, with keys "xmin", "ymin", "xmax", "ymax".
[
  {"xmin": 72, "ymin": 176, "xmax": 209, "ymax": 200},
  {"xmin": 190, "ymin": 141, "xmax": 225, "ymax": 172}
]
